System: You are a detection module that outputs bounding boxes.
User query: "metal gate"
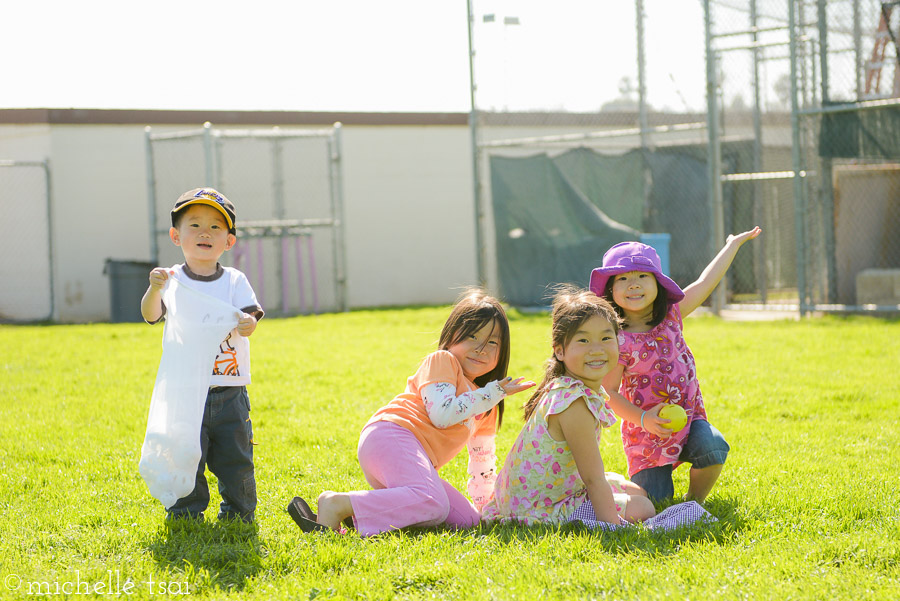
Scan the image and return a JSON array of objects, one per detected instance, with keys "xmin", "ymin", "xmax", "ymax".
[
  {"xmin": 0, "ymin": 160, "xmax": 54, "ymax": 322},
  {"xmin": 145, "ymin": 122, "xmax": 346, "ymax": 315}
]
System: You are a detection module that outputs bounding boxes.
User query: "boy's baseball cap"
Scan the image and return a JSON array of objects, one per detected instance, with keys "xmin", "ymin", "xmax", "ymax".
[
  {"xmin": 589, "ymin": 241, "xmax": 685, "ymax": 303},
  {"xmin": 171, "ymin": 188, "xmax": 236, "ymax": 234}
]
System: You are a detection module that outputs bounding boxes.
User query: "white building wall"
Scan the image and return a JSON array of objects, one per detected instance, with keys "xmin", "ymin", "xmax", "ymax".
[
  {"xmin": 1, "ymin": 117, "xmax": 479, "ymax": 322},
  {"xmin": 0, "ymin": 124, "xmax": 52, "ymax": 157},
  {"xmin": 51, "ymin": 125, "xmax": 153, "ymax": 322},
  {"xmin": 341, "ymin": 126, "xmax": 476, "ymax": 308}
]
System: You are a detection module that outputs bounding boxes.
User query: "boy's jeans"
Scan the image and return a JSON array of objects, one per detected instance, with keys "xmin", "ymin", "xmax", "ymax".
[
  {"xmin": 630, "ymin": 419, "xmax": 729, "ymax": 503},
  {"xmin": 167, "ymin": 386, "xmax": 256, "ymax": 522}
]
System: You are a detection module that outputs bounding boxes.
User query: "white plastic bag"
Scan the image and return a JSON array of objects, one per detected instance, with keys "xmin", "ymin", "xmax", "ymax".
[{"xmin": 138, "ymin": 277, "xmax": 240, "ymax": 509}]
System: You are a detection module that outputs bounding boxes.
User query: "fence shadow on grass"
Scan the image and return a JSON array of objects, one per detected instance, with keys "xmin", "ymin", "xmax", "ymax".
[{"xmin": 147, "ymin": 518, "xmax": 262, "ymax": 593}]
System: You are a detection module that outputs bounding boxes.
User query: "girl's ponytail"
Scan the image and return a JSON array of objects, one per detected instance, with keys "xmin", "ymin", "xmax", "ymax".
[{"xmin": 522, "ymin": 356, "xmax": 567, "ymax": 421}]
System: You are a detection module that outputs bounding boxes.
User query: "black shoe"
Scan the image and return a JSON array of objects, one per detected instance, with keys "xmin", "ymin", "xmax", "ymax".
[
  {"xmin": 286, "ymin": 496, "xmax": 354, "ymax": 531},
  {"xmin": 287, "ymin": 496, "xmax": 329, "ymax": 532},
  {"xmin": 288, "ymin": 496, "xmax": 316, "ymax": 521}
]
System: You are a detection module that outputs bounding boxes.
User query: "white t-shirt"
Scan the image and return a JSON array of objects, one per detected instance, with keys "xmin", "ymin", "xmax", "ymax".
[
  {"xmin": 140, "ymin": 277, "xmax": 241, "ymax": 508},
  {"xmin": 160, "ymin": 263, "xmax": 263, "ymax": 387}
]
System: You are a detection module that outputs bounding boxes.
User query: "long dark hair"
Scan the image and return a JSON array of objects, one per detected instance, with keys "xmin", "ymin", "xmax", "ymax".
[
  {"xmin": 603, "ymin": 275, "xmax": 669, "ymax": 329},
  {"xmin": 523, "ymin": 286, "xmax": 621, "ymax": 421},
  {"xmin": 438, "ymin": 289, "xmax": 511, "ymax": 428}
]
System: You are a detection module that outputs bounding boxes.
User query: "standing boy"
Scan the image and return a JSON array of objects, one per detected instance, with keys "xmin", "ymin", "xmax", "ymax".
[{"xmin": 141, "ymin": 187, "xmax": 263, "ymax": 522}]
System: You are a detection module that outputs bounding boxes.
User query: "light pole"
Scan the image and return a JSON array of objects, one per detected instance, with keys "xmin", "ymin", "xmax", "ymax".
[
  {"xmin": 466, "ymin": 0, "xmax": 485, "ymax": 285},
  {"xmin": 466, "ymin": 3, "xmax": 519, "ymax": 287}
]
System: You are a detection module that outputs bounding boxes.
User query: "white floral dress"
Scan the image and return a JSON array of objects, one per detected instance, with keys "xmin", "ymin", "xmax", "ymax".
[{"xmin": 482, "ymin": 377, "xmax": 630, "ymax": 525}]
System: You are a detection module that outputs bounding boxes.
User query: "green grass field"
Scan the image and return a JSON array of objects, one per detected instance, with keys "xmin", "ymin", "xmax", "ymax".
[{"xmin": 1, "ymin": 308, "xmax": 898, "ymax": 600}]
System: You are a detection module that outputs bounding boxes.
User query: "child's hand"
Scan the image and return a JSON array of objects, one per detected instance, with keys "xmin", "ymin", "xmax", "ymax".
[
  {"xmin": 641, "ymin": 404, "xmax": 673, "ymax": 438},
  {"xmin": 727, "ymin": 226, "xmax": 761, "ymax": 247},
  {"xmin": 148, "ymin": 268, "xmax": 171, "ymax": 290},
  {"xmin": 499, "ymin": 377, "xmax": 536, "ymax": 396},
  {"xmin": 237, "ymin": 313, "xmax": 258, "ymax": 337}
]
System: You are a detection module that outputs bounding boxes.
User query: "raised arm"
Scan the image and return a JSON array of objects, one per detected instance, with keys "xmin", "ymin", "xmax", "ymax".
[
  {"xmin": 679, "ymin": 226, "xmax": 761, "ymax": 317},
  {"xmin": 140, "ymin": 268, "xmax": 170, "ymax": 323}
]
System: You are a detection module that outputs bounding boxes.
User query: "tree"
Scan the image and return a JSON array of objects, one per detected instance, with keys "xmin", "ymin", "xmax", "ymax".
[{"xmin": 774, "ymin": 73, "xmax": 792, "ymax": 109}]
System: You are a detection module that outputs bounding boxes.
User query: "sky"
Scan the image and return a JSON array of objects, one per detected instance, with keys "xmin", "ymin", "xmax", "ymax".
[{"xmin": 4, "ymin": 0, "xmax": 710, "ymax": 114}]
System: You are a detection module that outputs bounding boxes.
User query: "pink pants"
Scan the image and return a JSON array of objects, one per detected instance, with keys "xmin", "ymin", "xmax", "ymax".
[{"xmin": 349, "ymin": 421, "xmax": 480, "ymax": 537}]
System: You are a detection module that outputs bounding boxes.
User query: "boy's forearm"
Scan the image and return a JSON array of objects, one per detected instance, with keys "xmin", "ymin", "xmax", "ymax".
[
  {"xmin": 140, "ymin": 286, "xmax": 163, "ymax": 323},
  {"xmin": 237, "ymin": 313, "xmax": 258, "ymax": 337}
]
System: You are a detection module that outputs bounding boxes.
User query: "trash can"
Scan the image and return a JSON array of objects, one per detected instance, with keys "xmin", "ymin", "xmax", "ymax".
[
  {"xmin": 639, "ymin": 233, "xmax": 671, "ymax": 276},
  {"xmin": 104, "ymin": 259, "xmax": 155, "ymax": 323}
]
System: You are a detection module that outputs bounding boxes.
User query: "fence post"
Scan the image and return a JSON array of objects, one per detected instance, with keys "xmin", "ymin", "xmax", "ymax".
[
  {"xmin": 144, "ymin": 126, "xmax": 159, "ymax": 265},
  {"xmin": 467, "ymin": 0, "xmax": 486, "ymax": 287},
  {"xmin": 817, "ymin": 0, "xmax": 838, "ymax": 303},
  {"xmin": 331, "ymin": 122, "xmax": 348, "ymax": 312},
  {"xmin": 43, "ymin": 159, "xmax": 56, "ymax": 321},
  {"xmin": 789, "ymin": 0, "xmax": 809, "ymax": 315},
  {"xmin": 750, "ymin": 0, "xmax": 768, "ymax": 304},
  {"xmin": 704, "ymin": 0, "xmax": 726, "ymax": 314},
  {"xmin": 203, "ymin": 121, "xmax": 214, "ymax": 187}
]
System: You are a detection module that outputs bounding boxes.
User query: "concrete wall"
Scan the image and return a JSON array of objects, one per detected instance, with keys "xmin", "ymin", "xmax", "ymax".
[
  {"xmin": 1, "ymin": 111, "xmax": 478, "ymax": 322},
  {"xmin": 56, "ymin": 125, "xmax": 153, "ymax": 321},
  {"xmin": 341, "ymin": 126, "xmax": 476, "ymax": 308}
]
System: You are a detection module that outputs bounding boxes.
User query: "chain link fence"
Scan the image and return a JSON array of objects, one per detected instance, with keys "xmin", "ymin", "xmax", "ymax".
[
  {"xmin": 0, "ymin": 160, "xmax": 53, "ymax": 322},
  {"xmin": 146, "ymin": 123, "xmax": 346, "ymax": 315},
  {"xmin": 471, "ymin": 0, "xmax": 900, "ymax": 313},
  {"xmin": 712, "ymin": 0, "xmax": 797, "ymax": 308},
  {"xmin": 714, "ymin": 0, "xmax": 900, "ymax": 311}
]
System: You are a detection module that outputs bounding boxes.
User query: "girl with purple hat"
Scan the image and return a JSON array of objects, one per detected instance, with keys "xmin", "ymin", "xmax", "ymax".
[{"xmin": 589, "ymin": 227, "xmax": 761, "ymax": 503}]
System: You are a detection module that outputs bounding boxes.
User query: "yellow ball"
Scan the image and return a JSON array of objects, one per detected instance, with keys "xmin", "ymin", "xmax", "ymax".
[{"xmin": 658, "ymin": 404, "xmax": 687, "ymax": 432}]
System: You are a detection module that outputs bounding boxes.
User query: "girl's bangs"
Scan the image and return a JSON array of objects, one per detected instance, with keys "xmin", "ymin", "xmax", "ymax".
[{"xmin": 451, "ymin": 307, "xmax": 500, "ymax": 345}]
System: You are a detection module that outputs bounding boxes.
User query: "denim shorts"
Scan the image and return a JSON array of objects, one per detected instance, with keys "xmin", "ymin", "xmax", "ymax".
[{"xmin": 630, "ymin": 419, "xmax": 729, "ymax": 502}]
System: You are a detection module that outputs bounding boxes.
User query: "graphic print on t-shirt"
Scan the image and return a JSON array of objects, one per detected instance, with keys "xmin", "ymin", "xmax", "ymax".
[{"xmin": 213, "ymin": 332, "xmax": 240, "ymax": 377}]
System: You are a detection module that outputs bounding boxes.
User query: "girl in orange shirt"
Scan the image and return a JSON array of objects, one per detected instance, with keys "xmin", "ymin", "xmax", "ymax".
[{"xmin": 288, "ymin": 289, "xmax": 533, "ymax": 536}]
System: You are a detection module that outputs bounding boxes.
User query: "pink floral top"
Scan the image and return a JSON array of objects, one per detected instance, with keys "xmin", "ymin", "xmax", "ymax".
[
  {"xmin": 618, "ymin": 303, "xmax": 707, "ymax": 476},
  {"xmin": 481, "ymin": 377, "xmax": 620, "ymax": 525}
]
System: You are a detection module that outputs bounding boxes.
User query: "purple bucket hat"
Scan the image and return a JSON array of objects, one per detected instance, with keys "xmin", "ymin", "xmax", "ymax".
[{"xmin": 589, "ymin": 241, "xmax": 685, "ymax": 303}]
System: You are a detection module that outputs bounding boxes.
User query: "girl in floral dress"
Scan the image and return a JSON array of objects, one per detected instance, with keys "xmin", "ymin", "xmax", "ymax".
[
  {"xmin": 482, "ymin": 288, "xmax": 655, "ymax": 527},
  {"xmin": 591, "ymin": 227, "xmax": 761, "ymax": 503}
]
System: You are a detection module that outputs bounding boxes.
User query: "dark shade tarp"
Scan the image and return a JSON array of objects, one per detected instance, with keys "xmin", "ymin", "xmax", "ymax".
[
  {"xmin": 490, "ymin": 153, "xmax": 639, "ymax": 306},
  {"xmin": 819, "ymin": 104, "xmax": 900, "ymax": 160},
  {"xmin": 490, "ymin": 143, "xmax": 759, "ymax": 306}
]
